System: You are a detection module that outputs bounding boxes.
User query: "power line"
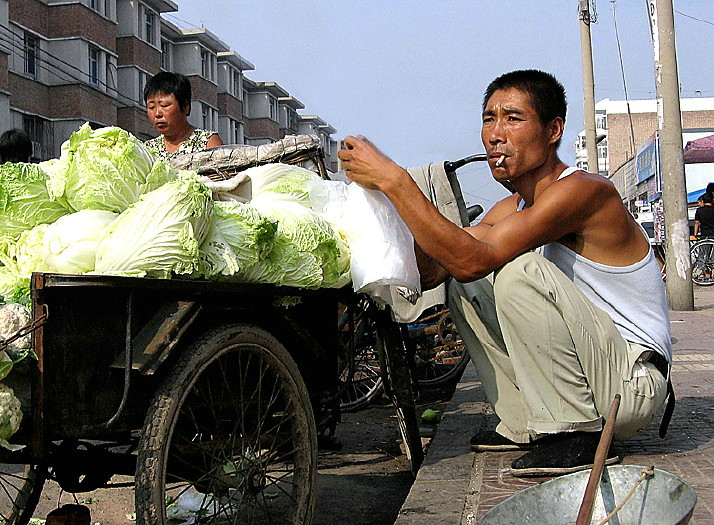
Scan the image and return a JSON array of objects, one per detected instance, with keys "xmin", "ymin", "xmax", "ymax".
[
  {"xmin": 611, "ymin": 1, "xmax": 637, "ymax": 156},
  {"xmin": 674, "ymin": 9, "xmax": 714, "ymax": 27},
  {"xmin": 0, "ymin": 21, "xmax": 146, "ymax": 109}
]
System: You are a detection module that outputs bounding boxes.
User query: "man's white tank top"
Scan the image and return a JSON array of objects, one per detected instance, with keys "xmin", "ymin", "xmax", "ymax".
[{"xmin": 522, "ymin": 167, "xmax": 672, "ymax": 361}]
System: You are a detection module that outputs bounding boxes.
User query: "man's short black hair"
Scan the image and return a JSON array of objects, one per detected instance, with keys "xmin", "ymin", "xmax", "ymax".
[
  {"xmin": 0, "ymin": 128, "xmax": 32, "ymax": 163},
  {"xmin": 706, "ymin": 182, "xmax": 714, "ymax": 195},
  {"xmin": 144, "ymin": 71, "xmax": 192, "ymax": 112},
  {"xmin": 483, "ymin": 69, "xmax": 567, "ymax": 126},
  {"xmin": 703, "ymin": 192, "xmax": 714, "ymax": 204}
]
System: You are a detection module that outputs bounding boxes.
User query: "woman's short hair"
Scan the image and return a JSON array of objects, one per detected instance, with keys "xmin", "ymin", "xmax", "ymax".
[
  {"xmin": 0, "ymin": 128, "xmax": 32, "ymax": 163},
  {"xmin": 144, "ymin": 71, "xmax": 192, "ymax": 112}
]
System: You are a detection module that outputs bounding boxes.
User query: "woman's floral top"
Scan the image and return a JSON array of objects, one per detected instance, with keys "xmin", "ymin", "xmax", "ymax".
[{"xmin": 145, "ymin": 129, "xmax": 217, "ymax": 161}]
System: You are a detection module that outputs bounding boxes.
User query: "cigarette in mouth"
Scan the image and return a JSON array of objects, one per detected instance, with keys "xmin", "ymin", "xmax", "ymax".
[{"xmin": 495, "ymin": 155, "xmax": 506, "ymax": 167}]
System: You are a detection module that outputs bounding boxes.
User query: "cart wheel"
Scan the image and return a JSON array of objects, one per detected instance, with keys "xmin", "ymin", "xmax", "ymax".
[
  {"xmin": 0, "ymin": 463, "xmax": 47, "ymax": 525},
  {"xmin": 136, "ymin": 324, "xmax": 317, "ymax": 525}
]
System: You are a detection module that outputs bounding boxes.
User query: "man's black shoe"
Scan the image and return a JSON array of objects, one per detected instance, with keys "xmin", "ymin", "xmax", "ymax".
[
  {"xmin": 470, "ymin": 430, "xmax": 534, "ymax": 452},
  {"xmin": 510, "ymin": 431, "xmax": 620, "ymax": 477}
]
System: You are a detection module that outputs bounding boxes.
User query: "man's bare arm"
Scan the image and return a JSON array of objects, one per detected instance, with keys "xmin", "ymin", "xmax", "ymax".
[{"xmin": 339, "ymin": 136, "xmax": 596, "ymax": 281}]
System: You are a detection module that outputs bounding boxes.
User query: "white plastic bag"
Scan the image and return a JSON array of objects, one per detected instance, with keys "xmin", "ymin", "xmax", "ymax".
[{"xmin": 309, "ymin": 179, "xmax": 421, "ymax": 304}]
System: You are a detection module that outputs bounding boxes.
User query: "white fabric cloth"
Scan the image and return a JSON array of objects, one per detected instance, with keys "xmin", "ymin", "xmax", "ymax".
[{"xmin": 389, "ymin": 162, "xmax": 465, "ymax": 323}]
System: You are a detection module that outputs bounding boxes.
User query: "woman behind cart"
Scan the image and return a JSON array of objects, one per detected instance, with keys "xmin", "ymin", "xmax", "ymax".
[{"xmin": 143, "ymin": 71, "xmax": 223, "ymax": 161}]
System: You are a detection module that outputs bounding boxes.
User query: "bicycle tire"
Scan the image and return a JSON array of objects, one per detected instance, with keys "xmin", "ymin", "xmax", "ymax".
[
  {"xmin": 337, "ymin": 300, "xmax": 384, "ymax": 412},
  {"xmin": 691, "ymin": 239, "xmax": 714, "ymax": 286},
  {"xmin": 412, "ymin": 308, "xmax": 470, "ymax": 388},
  {"xmin": 373, "ymin": 308, "xmax": 424, "ymax": 476},
  {"xmin": 136, "ymin": 323, "xmax": 317, "ymax": 525}
]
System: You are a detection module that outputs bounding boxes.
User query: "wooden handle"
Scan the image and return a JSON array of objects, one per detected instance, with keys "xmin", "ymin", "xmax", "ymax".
[{"xmin": 575, "ymin": 394, "xmax": 621, "ymax": 525}]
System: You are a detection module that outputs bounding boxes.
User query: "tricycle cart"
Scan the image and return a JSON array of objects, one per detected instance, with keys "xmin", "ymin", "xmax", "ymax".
[{"xmin": 2, "ymin": 272, "xmax": 343, "ymax": 524}]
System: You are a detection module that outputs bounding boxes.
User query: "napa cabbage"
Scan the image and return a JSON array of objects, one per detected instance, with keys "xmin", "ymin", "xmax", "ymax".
[
  {"xmin": 0, "ymin": 224, "xmax": 51, "ymax": 304},
  {"xmin": 47, "ymin": 123, "xmax": 176, "ymax": 213},
  {"xmin": 95, "ymin": 173, "xmax": 213, "ymax": 278},
  {"xmin": 246, "ymin": 199, "xmax": 350, "ymax": 288},
  {"xmin": 43, "ymin": 210, "xmax": 118, "ymax": 274},
  {"xmin": 0, "ymin": 163, "xmax": 70, "ymax": 240},
  {"xmin": 245, "ymin": 163, "xmax": 323, "ymax": 206},
  {"xmin": 197, "ymin": 201, "xmax": 277, "ymax": 279}
]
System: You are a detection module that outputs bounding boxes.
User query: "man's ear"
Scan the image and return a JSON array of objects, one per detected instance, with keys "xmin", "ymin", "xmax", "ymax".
[{"xmin": 548, "ymin": 117, "xmax": 565, "ymax": 145}]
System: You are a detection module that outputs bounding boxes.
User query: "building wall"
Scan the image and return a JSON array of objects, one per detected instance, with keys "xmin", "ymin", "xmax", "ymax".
[
  {"xmin": 245, "ymin": 117, "xmax": 279, "ymax": 140},
  {"xmin": 3, "ymin": 0, "xmax": 336, "ymax": 159},
  {"xmin": 116, "ymin": 36, "xmax": 160, "ymax": 72},
  {"xmin": 188, "ymin": 75, "xmax": 218, "ymax": 108},
  {"xmin": 49, "ymin": 83, "xmax": 116, "ymax": 124},
  {"xmin": 48, "ymin": 4, "xmax": 116, "ymax": 52},
  {"xmin": 118, "ymin": 105, "xmax": 155, "ymax": 141},
  {"xmin": 217, "ymin": 92, "xmax": 242, "ymax": 120}
]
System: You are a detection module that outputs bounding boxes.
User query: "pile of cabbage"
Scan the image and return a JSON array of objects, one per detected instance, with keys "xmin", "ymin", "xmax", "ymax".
[
  {"xmin": 0, "ymin": 123, "xmax": 351, "ymax": 306},
  {"xmin": 0, "ymin": 124, "xmax": 352, "ymax": 449}
]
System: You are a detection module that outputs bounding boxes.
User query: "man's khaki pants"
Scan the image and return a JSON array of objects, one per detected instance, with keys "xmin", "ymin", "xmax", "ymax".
[{"xmin": 448, "ymin": 252, "xmax": 668, "ymax": 442}]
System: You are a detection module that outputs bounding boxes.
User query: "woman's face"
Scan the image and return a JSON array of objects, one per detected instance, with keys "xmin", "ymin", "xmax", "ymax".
[{"xmin": 146, "ymin": 92, "xmax": 190, "ymax": 138}]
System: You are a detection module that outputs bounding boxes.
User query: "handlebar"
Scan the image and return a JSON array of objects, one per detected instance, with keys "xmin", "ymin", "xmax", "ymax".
[{"xmin": 444, "ymin": 153, "xmax": 487, "ymax": 173}]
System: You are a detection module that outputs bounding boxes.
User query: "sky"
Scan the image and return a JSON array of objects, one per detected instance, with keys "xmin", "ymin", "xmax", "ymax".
[{"xmin": 167, "ymin": 1, "xmax": 714, "ymax": 210}]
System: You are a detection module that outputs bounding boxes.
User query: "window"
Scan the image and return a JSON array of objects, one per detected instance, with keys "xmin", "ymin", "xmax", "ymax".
[
  {"xmin": 596, "ymin": 114, "xmax": 608, "ymax": 130},
  {"xmin": 105, "ymin": 55, "xmax": 115, "ymax": 91},
  {"xmin": 229, "ymin": 68, "xmax": 241, "ymax": 97},
  {"xmin": 229, "ymin": 118, "xmax": 243, "ymax": 145},
  {"xmin": 89, "ymin": 0, "xmax": 106, "ymax": 15},
  {"xmin": 23, "ymin": 33, "xmax": 37, "ymax": 76},
  {"xmin": 88, "ymin": 46, "xmax": 99, "ymax": 85},
  {"xmin": 22, "ymin": 114, "xmax": 50, "ymax": 161},
  {"xmin": 145, "ymin": 11, "xmax": 155, "ymax": 45},
  {"xmin": 138, "ymin": 70, "xmax": 148, "ymax": 100},
  {"xmin": 201, "ymin": 50, "xmax": 214, "ymax": 81},
  {"xmin": 201, "ymin": 103, "xmax": 216, "ymax": 129},
  {"xmin": 242, "ymin": 91, "xmax": 249, "ymax": 116},
  {"xmin": 287, "ymin": 110, "xmax": 297, "ymax": 131},
  {"xmin": 269, "ymin": 98, "xmax": 276, "ymax": 120},
  {"xmin": 160, "ymin": 40, "xmax": 171, "ymax": 70}
]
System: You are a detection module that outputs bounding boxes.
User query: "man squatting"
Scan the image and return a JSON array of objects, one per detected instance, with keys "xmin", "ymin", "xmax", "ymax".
[{"xmin": 338, "ymin": 69, "xmax": 672, "ymax": 476}]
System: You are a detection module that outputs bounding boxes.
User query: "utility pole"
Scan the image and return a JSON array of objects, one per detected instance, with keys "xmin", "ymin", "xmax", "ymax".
[
  {"xmin": 649, "ymin": 0, "xmax": 694, "ymax": 310},
  {"xmin": 579, "ymin": 0, "xmax": 598, "ymax": 173}
]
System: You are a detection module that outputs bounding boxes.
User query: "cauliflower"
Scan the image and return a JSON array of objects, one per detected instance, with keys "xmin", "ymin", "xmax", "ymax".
[
  {"xmin": 0, "ymin": 383, "xmax": 22, "ymax": 449},
  {"xmin": 0, "ymin": 303, "xmax": 32, "ymax": 351}
]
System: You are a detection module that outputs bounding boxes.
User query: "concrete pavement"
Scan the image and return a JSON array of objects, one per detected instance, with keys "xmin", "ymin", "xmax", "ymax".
[{"xmin": 396, "ymin": 285, "xmax": 714, "ymax": 524}]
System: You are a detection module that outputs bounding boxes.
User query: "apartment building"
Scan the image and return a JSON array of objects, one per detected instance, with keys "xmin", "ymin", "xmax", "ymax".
[
  {"xmin": 575, "ymin": 97, "xmax": 714, "ymax": 178},
  {"xmin": 0, "ymin": 0, "xmax": 338, "ymax": 168}
]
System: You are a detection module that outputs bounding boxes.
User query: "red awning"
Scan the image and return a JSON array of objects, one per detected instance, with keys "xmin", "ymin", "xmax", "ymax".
[{"xmin": 684, "ymin": 134, "xmax": 714, "ymax": 164}]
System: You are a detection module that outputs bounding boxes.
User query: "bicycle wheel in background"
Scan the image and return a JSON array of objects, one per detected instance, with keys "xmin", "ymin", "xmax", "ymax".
[
  {"xmin": 691, "ymin": 239, "xmax": 714, "ymax": 286},
  {"xmin": 373, "ymin": 308, "xmax": 424, "ymax": 476},
  {"xmin": 410, "ymin": 307, "xmax": 469, "ymax": 388},
  {"xmin": 337, "ymin": 299, "xmax": 384, "ymax": 412}
]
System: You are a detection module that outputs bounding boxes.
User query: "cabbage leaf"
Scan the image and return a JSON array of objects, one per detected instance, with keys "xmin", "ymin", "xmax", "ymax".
[
  {"xmin": 0, "ymin": 163, "xmax": 70, "ymax": 240},
  {"xmin": 247, "ymin": 199, "xmax": 350, "ymax": 288},
  {"xmin": 197, "ymin": 201, "xmax": 277, "ymax": 279},
  {"xmin": 95, "ymin": 173, "xmax": 213, "ymax": 278},
  {"xmin": 0, "ymin": 224, "xmax": 51, "ymax": 304}
]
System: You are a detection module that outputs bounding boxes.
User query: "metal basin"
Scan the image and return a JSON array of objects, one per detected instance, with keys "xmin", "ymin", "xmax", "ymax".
[{"xmin": 477, "ymin": 465, "xmax": 697, "ymax": 525}]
